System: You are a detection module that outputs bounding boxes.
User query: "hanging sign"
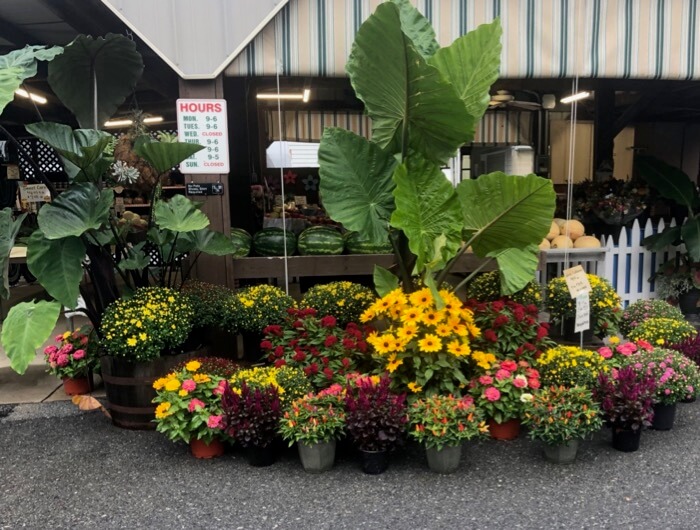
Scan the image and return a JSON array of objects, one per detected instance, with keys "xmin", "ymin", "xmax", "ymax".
[
  {"xmin": 563, "ymin": 265, "xmax": 592, "ymax": 298},
  {"xmin": 186, "ymin": 182, "xmax": 225, "ymax": 196},
  {"xmin": 176, "ymin": 99, "xmax": 230, "ymax": 174},
  {"xmin": 574, "ymin": 292, "xmax": 591, "ymax": 333},
  {"xmin": 19, "ymin": 183, "xmax": 51, "ymax": 202}
]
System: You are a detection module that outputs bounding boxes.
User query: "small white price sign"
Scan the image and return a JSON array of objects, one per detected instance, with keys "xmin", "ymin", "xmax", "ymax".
[
  {"xmin": 563, "ymin": 265, "xmax": 592, "ymax": 298},
  {"xmin": 574, "ymin": 292, "xmax": 591, "ymax": 333}
]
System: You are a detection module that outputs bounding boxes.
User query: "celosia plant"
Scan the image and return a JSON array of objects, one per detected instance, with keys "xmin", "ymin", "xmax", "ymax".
[
  {"xmin": 619, "ymin": 299, "xmax": 685, "ymax": 337},
  {"xmin": 362, "ymin": 287, "xmax": 480, "ymax": 396},
  {"xmin": 278, "ymin": 387, "xmax": 346, "ymax": 446},
  {"xmin": 468, "ymin": 359, "xmax": 541, "ymax": 423},
  {"xmin": 465, "ymin": 271, "xmax": 542, "ymax": 307},
  {"xmin": 669, "ymin": 334, "xmax": 700, "ymax": 367},
  {"xmin": 627, "ymin": 317, "xmax": 697, "ymax": 347},
  {"xmin": 622, "ymin": 348, "xmax": 700, "ymax": 404},
  {"xmin": 152, "ymin": 359, "xmax": 227, "ymax": 444},
  {"xmin": 536, "ymin": 345, "xmax": 610, "ymax": 389},
  {"xmin": 228, "ymin": 365, "xmax": 312, "ymax": 407},
  {"xmin": 522, "ymin": 386, "xmax": 604, "ymax": 445},
  {"xmin": 100, "ymin": 287, "xmax": 194, "ymax": 362},
  {"xmin": 594, "ymin": 366, "xmax": 656, "ymax": 431},
  {"xmin": 43, "ymin": 326, "xmax": 98, "ymax": 379},
  {"xmin": 225, "ymin": 284, "xmax": 295, "ymax": 333},
  {"xmin": 181, "ymin": 280, "xmax": 236, "ymax": 330},
  {"xmin": 408, "ymin": 394, "xmax": 489, "ymax": 450},
  {"xmin": 300, "ymin": 281, "xmax": 376, "ymax": 327},
  {"xmin": 221, "ymin": 381, "xmax": 281, "ymax": 448}
]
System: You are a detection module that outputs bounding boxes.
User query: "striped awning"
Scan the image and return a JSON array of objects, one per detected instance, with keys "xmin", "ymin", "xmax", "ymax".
[
  {"xmin": 265, "ymin": 109, "xmax": 532, "ymax": 145},
  {"xmin": 226, "ymin": 0, "xmax": 700, "ymax": 80}
]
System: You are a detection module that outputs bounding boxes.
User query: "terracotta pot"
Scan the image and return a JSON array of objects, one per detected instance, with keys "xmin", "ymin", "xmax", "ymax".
[
  {"xmin": 62, "ymin": 377, "xmax": 91, "ymax": 396},
  {"xmin": 189, "ymin": 438, "xmax": 225, "ymax": 459},
  {"xmin": 487, "ymin": 418, "xmax": 521, "ymax": 440}
]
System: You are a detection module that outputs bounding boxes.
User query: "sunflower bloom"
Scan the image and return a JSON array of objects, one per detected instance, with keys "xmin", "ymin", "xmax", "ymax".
[
  {"xmin": 401, "ymin": 307, "xmax": 423, "ymax": 325},
  {"xmin": 418, "ymin": 334, "xmax": 442, "ymax": 353},
  {"xmin": 407, "ymin": 381, "xmax": 423, "ymax": 393},
  {"xmin": 409, "ymin": 288, "xmax": 433, "ymax": 309}
]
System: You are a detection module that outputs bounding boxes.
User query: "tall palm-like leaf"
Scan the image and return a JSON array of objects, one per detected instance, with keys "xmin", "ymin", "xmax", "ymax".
[{"xmin": 0, "ymin": 45, "xmax": 62, "ymax": 115}]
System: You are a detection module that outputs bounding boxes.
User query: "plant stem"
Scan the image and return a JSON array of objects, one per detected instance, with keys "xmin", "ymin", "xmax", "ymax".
[
  {"xmin": 389, "ymin": 229, "xmax": 413, "ymax": 291},
  {"xmin": 179, "ymin": 251, "xmax": 202, "ymax": 288},
  {"xmin": 452, "ymin": 257, "xmax": 495, "ymax": 293},
  {"xmin": 165, "ymin": 233, "xmax": 180, "ymax": 288}
]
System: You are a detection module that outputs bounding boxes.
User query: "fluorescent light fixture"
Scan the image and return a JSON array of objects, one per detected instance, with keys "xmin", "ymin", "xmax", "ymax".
[
  {"xmin": 257, "ymin": 90, "xmax": 311, "ymax": 102},
  {"xmin": 104, "ymin": 116, "xmax": 164, "ymax": 128},
  {"xmin": 144, "ymin": 116, "xmax": 163, "ymax": 124},
  {"xmin": 14, "ymin": 89, "xmax": 47, "ymax": 104},
  {"xmin": 560, "ymin": 91, "xmax": 590, "ymax": 104},
  {"xmin": 302, "ymin": 88, "xmax": 311, "ymax": 103}
]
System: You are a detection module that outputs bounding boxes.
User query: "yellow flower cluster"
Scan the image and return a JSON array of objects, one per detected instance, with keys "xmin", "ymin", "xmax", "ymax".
[
  {"xmin": 300, "ymin": 281, "xmax": 375, "ymax": 325},
  {"xmin": 226, "ymin": 284, "xmax": 295, "ymax": 333},
  {"xmin": 536, "ymin": 346, "xmax": 610, "ymax": 389},
  {"xmin": 471, "ymin": 351, "xmax": 498, "ymax": 370},
  {"xmin": 228, "ymin": 365, "xmax": 311, "ymax": 404},
  {"xmin": 628, "ymin": 317, "xmax": 697, "ymax": 346}
]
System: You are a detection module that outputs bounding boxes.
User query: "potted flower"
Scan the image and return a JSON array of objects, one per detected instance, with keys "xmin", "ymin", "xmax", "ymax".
[
  {"xmin": 465, "ymin": 271, "xmax": 542, "ymax": 307},
  {"xmin": 627, "ymin": 317, "xmax": 697, "ymax": 348},
  {"xmin": 468, "ymin": 359, "xmax": 541, "ymax": 440},
  {"xmin": 261, "ymin": 308, "xmax": 371, "ymax": 390},
  {"xmin": 228, "ymin": 365, "xmax": 312, "ymax": 409},
  {"xmin": 669, "ymin": 335, "xmax": 700, "ymax": 402},
  {"xmin": 651, "ymin": 257, "xmax": 700, "ymax": 314},
  {"xmin": 522, "ymin": 386, "xmax": 604, "ymax": 464},
  {"xmin": 278, "ymin": 385, "xmax": 346, "ymax": 473},
  {"xmin": 344, "ymin": 374, "xmax": 408, "ymax": 474},
  {"xmin": 593, "ymin": 366, "xmax": 656, "ymax": 452},
  {"xmin": 152, "ymin": 359, "xmax": 229, "ymax": 459},
  {"xmin": 408, "ymin": 394, "xmax": 489, "ymax": 474},
  {"xmin": 181, "ymin": 280, "xmax": 237, "ymax": 357},
  {"xmin": 300, "ymin": 281, "xmax": 376, "ymax": 327},
  {"xmin": 221, "ymin": 381, "xmax": 282, "ymax": 466},
  {"xmin": 43, "ymin": 327, "xmax": 98, "ymax": 395},
  {"xmin": 99, "ymin": 286, "xmax": 195, "ymax": 429},
  {"xmin": 536, "ymin": 345, "xmax": 610, "ymax": 389},
  {"xmin": 597, "ymin": 339, "xmax": 653, "ymax": 368},
  {"xmin": 619, "ymin": 300, "xmax": 685, "ymax": 337}
]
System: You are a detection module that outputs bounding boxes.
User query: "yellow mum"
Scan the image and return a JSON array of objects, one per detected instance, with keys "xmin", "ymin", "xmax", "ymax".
[
  {"xmin": 185, "ymin": 360, "xmax": 201, "ymax": 372},
  {"xmin": 126, "ymin": 337, "xmax": 137, "ymax": 347},
  {"xmin": 164, "ymin": 379, "xmax": 181, "ymax": 392},
  {"xmin": 152, "ymin": 377, "xmax": 168, "ymax": 390},
  {"xmin": 155, "ymin": 402, "xmax": 172, "ymax": 419},
  {"xmin": 418, "ymin": 334, "xmax": 442, "ymax": 353}
]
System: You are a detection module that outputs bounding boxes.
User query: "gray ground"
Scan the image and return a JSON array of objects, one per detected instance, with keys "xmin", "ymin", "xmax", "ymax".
[{"xmin": 1, "ymin": 401, "xmax": 699, "ymax": 529}]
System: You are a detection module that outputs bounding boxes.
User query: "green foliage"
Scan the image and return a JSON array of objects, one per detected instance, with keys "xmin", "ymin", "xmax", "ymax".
[
  {"xmin": 278, "ymin": 391, "xmax": 346, "ymax": 445},
  {"xmin": 153, "ymin": 194, "xmax": 209, "ymax": 233},
  {"xmin": 0, "ymin": 45, "xmax": 63, "ymax": 115},
  {"xmin": 0, "ymin": 209, "xmax": 26, "ymax": 299},
  {"xmin": 37, "ymin": 182, "xmax": 113, "ymax": 239},
  {"xmin": 373, "ymin": 265, "xmax": 399, "ymax": 297},
  {"xmin": 2, "ymin": 300, "xmax": 61, "ymax": 374},
  {"xmin": 181, "ymin": 280, "xmax": 235, "ymax": 329},
  {"xmin": 133, "ymin": 140, "xmax": 204, "ymax": 174},
  {"xmin": 465, "ymin": 270, "xmax": 542, "ymax": 307},
  {"xmin": 300, "ymin": 281, "xmax": 376, "ymax": 327}
]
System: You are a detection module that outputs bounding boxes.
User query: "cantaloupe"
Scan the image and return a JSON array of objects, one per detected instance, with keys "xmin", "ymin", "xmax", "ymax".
[
  {"xmin": 546, "ymin": 221, "xmax": 560, "ymax": 241},
  {"xmin": 553, "ymin": 218, "xmax": 566, "ymax": 229},
  {"xmin": 574, "ymin": 235, "xmax": 601, "ymax": 248},
  {"xmin": 560, "ymin": 220, "xmax": 585, "ymax": 240},
  {"xmin": 551, "ymin": 235, "xmax": 574, "ymax": 249},
  {"xmin": 539, "ymin": 238, "xmax": 551, "ymax": 250}
]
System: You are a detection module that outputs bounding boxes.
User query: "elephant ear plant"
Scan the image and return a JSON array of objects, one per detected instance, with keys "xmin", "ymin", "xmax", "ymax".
[
  {"xmin": 318, "ymin": 0, "xmax": 555, "ymax": 299},
  {"xmin": 0, "ymin": 35, "xmax": 235, "ymax": 374}
]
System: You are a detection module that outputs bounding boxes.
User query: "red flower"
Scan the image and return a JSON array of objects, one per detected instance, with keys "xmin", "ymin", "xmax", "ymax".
[
  {"xmin": 495, "ymin": 369, "xmax": 511, "ymax": 380},
  {"xmin": 515, "ymin": 346, "xmax": 524, "ymax": 356},
  {"xmin": 526, "ymin": 304, "xmax": 538, "ymax": 314},
  {"xmin": 528, "ymin": 378, "xmax": 540, "ymax": 389},
  {"xmin": 342, "ymin": 338, "xmax": 356, "ymax": 349},
  {"xmin": 513, "ymin": 306, "xmax": 525, "ymax": 322},
  {"xmin": 536, "ymin": 326, "xmax": 548, "ymax": 340},
  {"xmin": 492, "ymin": 301, "xmax": 505, "ymax": 311},
  {"xmin": 524, "ymin": 342, "xmax": 535, "ymax": 352},
  {"xmin": 500, "ymin": 360, "xmax": 518, "ymax": 372},
  {"xmin": 493, "ymin": 315, "xmax": 510, "ymax": 328},
  {"xmin": 323, "ymin": 367, "xmax": 334, "ymax": 379},
  {"xmin": 292, "ymin": 320, "xmax": 304, "ymax": 328},
  {"xmin": 320, "ymin": 315, "xmax": 337, "ymax": 328},
  {"xmin": 341, "ymin": 358, "xmax": 351, "ymax": 367},
  {"xmin": 274, "ymin": 359, "xmax": 287, "ymax": 368},
  {"xmin": 483, "ymin": 329, "xmax": 498, "ymax": 342},
  {"xmin": 263, "ymin": 325, "xmax": 282, "ymax": 336},
  {"xmin": 260, "ymin": 340, "xmax": 273, "ymax": 350},
  {"xmin": 292, "ymin": 350, "xmax": 307, "ymax": 362},
  {"xmin": 321, "ymin": 356, "xmax": 330, "ymax": 366},
  {"xmin": 356, "ymin": 340, "xmax": 368, "ymax": 353},
  {"xmin": 324, "ymin": 335, "xmax": 338, "ymax": 347}
]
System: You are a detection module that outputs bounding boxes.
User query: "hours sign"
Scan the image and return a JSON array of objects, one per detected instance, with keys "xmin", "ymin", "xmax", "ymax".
[{"xmin": 176, "ymin": 99, "xmax": 230, "ymax": 174}]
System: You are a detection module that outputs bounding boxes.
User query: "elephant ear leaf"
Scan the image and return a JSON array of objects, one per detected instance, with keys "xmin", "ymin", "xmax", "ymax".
[
  {"xmin": 635, "ymin": 155, "xmax": 700, "ymax": 212},
  {"xmin": 373, "ymin": 265, "xmax": 400, "ymax": 297},
  {"xmin": 176, "ymin": 229, "xmax": 236, "ymax": 256},
  {"xmin": 390, "ymin": 0, "xmax": 440, "ymax": 59},
  {"xmin": 154, "ymin": 195, "xmax": 209, "ymax": 233},
  {"xmin": 488, "ymin": 246, "xmax": 540, "ymax": 295},
  {"xmin": 2, "ymin": 300, "xmax": 61, "ymax": 375},
  {"xmin": 134, "ymin": 141, "xmax": 204, "ymax": 175},
  {"xmin": 37, "ymin": 183, "xmax": 113, "ymax": 239},
  {"xmin": 0, "ymin": 45, "xmax": 63, "ymax": 116},
  {"xmin": 0, "ymin": 209, "xmax": 26, "ymax": 299}
]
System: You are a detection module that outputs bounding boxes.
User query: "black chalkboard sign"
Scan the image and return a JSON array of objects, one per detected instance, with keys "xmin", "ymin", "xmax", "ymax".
[{"xmin": 186, "ymin": 183, "xmax": 225, "ymax": 196}]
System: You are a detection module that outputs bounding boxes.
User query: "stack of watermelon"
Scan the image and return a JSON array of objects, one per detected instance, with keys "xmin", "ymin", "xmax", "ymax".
[
  {"xmin": 343, "ymin": 231, "xmax": 393, "ymax": 254},
  {"xmin": 297, "ymin": 226, "xmax": 345, "ymax": 255},
  {"xmin": 252, "ymin": 227, "xmax": 298, "ymax": 256},
  {"xmin": 230, "ymin": 227, "xmax": 252, "ymax": 257}
]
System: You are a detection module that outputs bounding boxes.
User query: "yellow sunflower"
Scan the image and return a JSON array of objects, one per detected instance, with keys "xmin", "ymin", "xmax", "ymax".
[{"xmin": 417, "ymin": 334, "xmax": 442, "ymax": 353}]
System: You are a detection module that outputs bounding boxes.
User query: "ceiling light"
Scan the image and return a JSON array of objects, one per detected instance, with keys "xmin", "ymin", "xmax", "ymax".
[
  {"xmin": 302, "ymin": 89, "xmax": 311, "ymax": 103},
  {"xmin": 256, "ymin": 92, "xmax": 308, "ymax": 101},
  {"xmin": 104, "ymin": 115, "xmax": 164, "ymax": 128},
  {"xmin": 560, "ymin": 91, "xmax": 590, "ymax": 104},
  {"xmin": 144, "ymin": 116, "xmax": 163, "ymax": 124},
  {"xmin": 14, "ymin": 89, "xmax": 47, "ymax": 104}
]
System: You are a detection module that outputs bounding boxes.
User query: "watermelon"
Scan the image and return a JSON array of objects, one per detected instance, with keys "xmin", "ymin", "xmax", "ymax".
[
  {"xmin": 344, "ymin": 231, "xmax": 393, "ymax": 254},
  {"xmin": 298, "ymin": 226, "xmax": 344, "ymax": 255},
  {"xmin": 230, "ymin": 227, "xmax": 252, "ymax": 257},
  {"xmin": 253, "ymin": 228, "xmax": 297, "ymax": 256}
]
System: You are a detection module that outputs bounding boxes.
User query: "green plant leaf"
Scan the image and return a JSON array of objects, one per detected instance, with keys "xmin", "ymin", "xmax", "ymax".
[
  {"xmin": 681, "ymin": 218, "xmax": 700, "ymax": 262},
  {"xmin": 488, "ymin": 245, "xmax": 540, "ymax": 295},
  {"xmin": 2, "ymin": 300, "xmax": 61, "ymax": 374},
  {"xmin": 457, "ymin": 172, "xmax": 555, "ymax": 256},
  {"xmin": 0, "ymin": 45, "xmax": 63, "ymax": 116},
  {"xmin": 48, "ymin": 34, "xmax": 144, "ymax": 129},
  {"xmin": 0, "ymin": 209, "xmax": 26, "ymax": 299},
  {"xmin": 429, "ymin": 19, "xmax": 502, "ymax": 123},
  {"xmin": 390, "ymin": 156, "xmax": 463, "ymax": 273},
  {"xmin": 117, "ymin": 241, "xmax": 150, "ymax": 272},
  {"xmin": 177, "ymin": 229, "xmax": 236, "ymax": 256},
  {"xmin": 133, "ymin": 141, "xmax": 205, "ymax": 175},
  {"xmin": 37, "ymin": 183, "xmax": 113, "ymax": 239},
  {"xmin": 390, "ymin": 0, "xmax": 439, "ymax": 59},
  {"xmin": 346, "ymin": 2, "xmax": 471, "ymax": 163},
  {"xmin": 373, "ymin": 265, "xmax": 399, "ymax": 297},
  {"xmin": 635, "ymin": 155, "xmax": 700, "ymax": 212},
  {"xmin": 643, "ymin": 226, "xmax": 682, "ymax": 251},
  {"xmin": 318, "ymin": 128, "xmax": 397, "ymax": 242},
  {"xmin": 26, "ymin": 230, "xmax": 85, "ymax": 308},
  {"xmin": 154, "ymin": 195, "xmax": 210, "ymax": 233}
]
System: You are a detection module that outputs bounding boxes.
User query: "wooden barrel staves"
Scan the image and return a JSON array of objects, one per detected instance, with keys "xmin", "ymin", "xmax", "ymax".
[{"xmin": 100, "ymin": 352, "xmax": 196, "ymax": 430}]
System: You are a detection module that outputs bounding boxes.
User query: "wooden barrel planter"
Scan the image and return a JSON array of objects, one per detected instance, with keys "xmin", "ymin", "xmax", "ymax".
[{"xmin": 100, "ymin": 351, "xmax": 196, "ymax": 430}]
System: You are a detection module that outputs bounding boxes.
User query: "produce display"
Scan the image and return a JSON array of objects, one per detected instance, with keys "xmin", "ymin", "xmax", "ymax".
[
  {"xmin": 544, "ymin": 218, "xmax": 601, "ymax": 249},
  {"xmin": 252, "ymin": 227, "xmax": 297, "ymax": 257},
  {"xmin": 230, "ymin": 227, "xmax": 252, "ymax": 257},
  {"xmin": 297, "ymin": 226, "xmax": 345, "ymax": 255},
  {"xmin": 344, "ymin": 231, "xmax": 393, "ymax": 254}
]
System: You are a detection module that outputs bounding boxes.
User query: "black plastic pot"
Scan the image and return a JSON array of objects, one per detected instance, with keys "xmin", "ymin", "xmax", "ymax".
[
  {"xmin": 247, "ymin": 445, "xmax": 277, "ymax": 467},
  {"xmin": 612, "ymin": 427, "xmax": 642, "ymax": 452},
  {"xmin": 651, "ymin": 403, "xmax": 677, "ymax": 431},
  {"xmin": 678, "ymin": 288, "xmax": 700, "ymax": 315},
  {"xmin": 359, "ymin": 449, "xmax": 389, "ymax": 475}
]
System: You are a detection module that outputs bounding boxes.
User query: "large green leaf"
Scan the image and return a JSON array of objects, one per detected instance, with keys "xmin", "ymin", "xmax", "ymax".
[
  {"xmin": 374, "ymin": 265, "xmax": 399, "ymax": 297},
  {"xmin": 489, "ymin": 246, "xmax": 540, "ymax": 295},
  {"xmin": 37, "ymin": 183, "xmax": 113, "ymax": 239},
  {"xmin": 0, "ymin": 209, "xmax": 26, "ymax": 299},
  {"xmin": 429, "ymin": 19, "xmax": 502, "ymax": 123},
  {"xmin": 25, "ymin": 122, "xmax": 111, "ymax": 182},
  {"xmin": 390, "ymin": 0, "xmax": 439, "ymax": 59},
  {"xmin": 318, "ymin": 128, "xmax": 397, "ymax": 242},
  {"xmin": 346, "ymin": 2, "xmax": 471, "ymax": 163},
  {"xmin": 134, "ymin": 141, "xmax": 205, "ymax": 175},
  {"xmin": 154, "ymin": 195, "xmax": 209, "ymax": 233},
  {"xmin": 2, "ymin": 300, "xmax": 61, "ymax": 374},
  {"xmin": 635, "ymin": 155, "xmax": 699, "ymax": 212},
  {"xmin": 26, "ymin": 230, "xmax": 85, "ymax": 308},
  {"xmin": 176, "ymin": 229, "xmax": 236, "ymax": 256},
  {"xmin": 390, "ymin": 155, "xmax": 463, "ymax": 273},
  {"xmin": 457, "ymin": 172, "xmax": 555, "ymax": 256},
  {"xmin": 682, "ymin": 218, "xmax": 700, "ymax": 262},
  {"xmin": 0, "ymin": 45, "xmax": 63, "ymax": 116},
  {"xmin": 117, "ymin": 242, "xmax": 150, "ymax": 272},
  {"xmin": 643, "ymin": 226, "xmax": 682, "ymax": 251},
  {"xmin": 48, "ymin": 34, "xmax": 144, "ymax": 129}
]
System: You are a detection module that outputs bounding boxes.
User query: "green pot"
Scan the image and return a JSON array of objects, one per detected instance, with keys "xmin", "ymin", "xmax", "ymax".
[
  {"xmin": 542, "ymin": 439, "xmax": 579, "ymax": 464},
  {"xmin": 297, "ymin": 440, "xmax": 336, "ymax": 473},
  {"xmin": 425, "ymin": 444, "xmax": 462, "ymax": 474}
]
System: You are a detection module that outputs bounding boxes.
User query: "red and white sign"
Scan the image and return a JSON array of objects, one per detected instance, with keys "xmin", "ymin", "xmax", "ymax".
[{"xmin": 176, "ymin": 98, "xmax": 230, "ymax": 174}]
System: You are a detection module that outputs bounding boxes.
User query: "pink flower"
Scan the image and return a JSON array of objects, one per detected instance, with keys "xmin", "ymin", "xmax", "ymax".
[
  {"xmin": 72, "ymin": 349, "xmax": 85, "ymax": 360},
  {"xmin": 484, "ymin": 387, "xmax": 501, "ymax": 401},
  {"xmin": 664, "ymin": 388, "xmax": 671, "ymax": 395},
  {"xmin": 212, "ymin": 380, "xmax": 227, "ymax": 396},
  {"xmin": 479, "ymin": 375, "xmax": 494, "ymax": 385},
  {"xmin": 495, "ymin": 369, "xmax": 511, "ymax": 381},
  {"xmin": 182, "ymin": 379, "xmax": 197, "ymax": 392},
  {"xmin": 636, "ymin": 340, "xmax": 654, "ymax": 352},
  {"xmin": 56, "ymin": 354, "xmax": 69, "ymax": 367},
  {"xmin": 59, "ymin": 344, "xmax": 74, "ymax": 355},
  {"xmin": 500, "ymin": 360, "xmax": 518, "ymax": 372},
  {"xmin": 44, "ymin": 345, "xmax": 58, "ymax": 355},
  {"xmin": 528, "ymin": 378, "xmax": 541, "ymax": 389},
  {"xmin": 460, "ymin": 396, "xmax": 474, "ymax": 408},
  {"xmin": 513, "ymin": 375, "xmax": 528, "ymax": 388},
  {"xmin": 617, "ymin": 342, "xmax": 637, "ymax": 356},
  {"xmin": 188, "ymin": 398, "xmax": 205, "ymax": 412},
  {"xmin": 54, "ymin": 335, "xmax": 64, "ymax": 342},
  {"xmin": 206, "ymin": 415, "xmax": 223, "ymax": 429},
  {"xmin": 598, "ymin": 347, "xmax": 613, "ymax": 359}
]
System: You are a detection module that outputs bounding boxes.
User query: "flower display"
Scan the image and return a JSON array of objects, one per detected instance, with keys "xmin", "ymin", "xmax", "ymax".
[
  {"xmin": 468, "ymin": 359, "xmax": 541, "ymax": 423},
  {"xmin": 627, "ymin": 317, "xmax": 697, "ymax": 347},
  {"xmin": 619, "ymin": 299, "xmax": 685, "ymax": 337},
  {"xmin": 228, "ymin": 365, "xmax": 312, "ymax": 406},
  {"xmin": 361, "ymin": 287, "xmax": 480, "ymax": 396},
  {"xmin": 181, "ymin": 280, "xmax": 236, "ymax": 330},
  {"xmin": 152, "ymin": 359, "xmax": 228, "ymax": 444},
  {"xmin": 300, "ymin": 281, "xmax": 376, "ymax": 327},
  {"xmin": 100, "ymin": 287, "xmax": 194, "ymax": 362},
  {"xmin": 597, "ymin": 339, "xmax": 653, "ymax": 367},
  {"xmin": 546, "ymin": 274, "xmax": 621, "ymax": 336},
  {"xmin": 536, "ymin": 346, "xmax": 610, "ymax": 389},
  {"xmin": 522, "ymin": 386, "xmax": 604, "ymax": 445},
  {"xmin": 594, "ymin": 366, "xmax": 656, "ymax": 431},
  {"xmin": 173, "ymin": 356, "xmax": 242, "ymax": 379},
  {"xmin": 466, "ymin": 299, "xmax": 554, "ymax": 362},
  {"xmin": 465, "ymin": 271, "xmax": 542, "ymax": 307},
  {"xmin": 43, "ymin": 326, "xmax": 98, "ymax": 380},
  {"xmin": 408, "ymin": 394, "xmax": 489, "ymax": 450},
  {"xmin": 669, "ymin": 334, "xmax": 700, "ymax": 368},
  {"xmin": 261, "ymin": 308, "xmax": 371, "ymax": 389},
  {"xmin": 225, "ymin": 284, "xmax": 295, "ymax": 333},
  {"xmin": 278, "ymin": 389, "xmax": 346, "ymax": 446},
  {"xmin": 621, "ymin": 348, "xmax": 700, "ymax": 404},
  {"xmin": 221, "ymin": 381, "xmax": 281, "ymax": 449}
]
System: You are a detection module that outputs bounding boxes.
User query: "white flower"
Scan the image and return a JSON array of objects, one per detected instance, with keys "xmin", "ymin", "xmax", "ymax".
[
  {"xmin": 519, "ymin": 393, "xmax": 534, "ymax": 403},
  {"xmin": 111, "ymin": 160, "xmax": 140, "ymax": 184}
]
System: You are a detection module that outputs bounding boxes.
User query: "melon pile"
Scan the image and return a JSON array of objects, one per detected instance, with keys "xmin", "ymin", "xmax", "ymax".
[{"xmin": 540, "ymin": 219, "xmax": 601, "ymax": 250}]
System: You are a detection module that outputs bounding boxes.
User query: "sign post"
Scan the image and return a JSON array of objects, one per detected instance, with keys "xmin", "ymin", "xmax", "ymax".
[{"xmin": 176, "ymin": 99, "xmax": 230, "ymax": 174}]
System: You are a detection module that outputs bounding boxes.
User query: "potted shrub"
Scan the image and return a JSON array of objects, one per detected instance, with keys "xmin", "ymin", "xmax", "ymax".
[
  {"xmin": 627, "ymin": 318, "xmax": 697, "ymax": 348},
  {"xmin": 669, "ymin": 335, "xmax": 700, "ymax": 402},
  {"xmin": 619, "ymin": 300, "xmax": 685, "ymax": 338},
  {"xmin": 344, "ymin": 374, "xmax": 408, "ymax": 474},
  {"xmin": 43, "ymin": 326, "xmax": 99, "ymax": 395},
  {"xmin": 468, "ymin": 359, "xmax": 541, "ymax": 440},
  {"xmin": 181, "ymin": 280, "xmax": 237, "ymax": 357},
  {"xmin": 152, "ymin": 359, "xmax": 229, "ymax": 459},
  {"xmin": 408, "ymin": 394, "xmax": 489, "ymax": 474},
  {"xmin": 228, "ymin": 365, "xmax": 312, "ymax": 410},
  {"xmin": 536, "ymin": 345, "xmax": 610, "ymax": 390},
  {"xmin": 522, "ymin": 386, "xmax": 604, "ymax": 464},
  {"xmin": 278, "ymin": 385, "xmax": 346, "ymax": 473},
  {"xmin": 465, "ymin": 271, "xmax": 542, "ymax": 307},
  {"xmin": 300, "ymin": 281, "xmax": 376, "ymax": 327},
  {"xmin": 593, "ymin": 366, "xmax": 656, "ymax": 452}
]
